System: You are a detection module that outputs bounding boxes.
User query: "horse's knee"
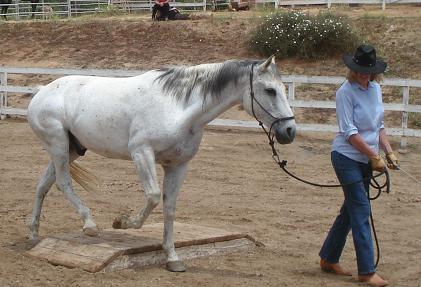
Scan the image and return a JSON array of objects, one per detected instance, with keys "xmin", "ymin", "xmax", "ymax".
[{"xmin": 55, "ymin": 177, "xmax": 71, "ymax": 192}]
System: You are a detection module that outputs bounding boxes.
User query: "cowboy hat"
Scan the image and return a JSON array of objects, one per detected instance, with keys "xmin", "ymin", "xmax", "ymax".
[{"xmin": 343, "ymin": 44, "xmax": 387, "ymax": 74}]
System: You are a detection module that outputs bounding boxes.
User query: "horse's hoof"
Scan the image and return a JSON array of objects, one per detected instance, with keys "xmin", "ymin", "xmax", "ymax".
[
  {"xmin": 166, "ymin": 261, "xmax": 186, "ymax": 272},
  {"xmin": 83, "ymin": 226, "xmax": 99, "ymax": 237},
  {"xmin": 112, "ymin": 214, "xmax": 129, "ymax": 229},
  {"xmin": 28, "ymin": 233, "xmax": 39, "ymax": 241}
]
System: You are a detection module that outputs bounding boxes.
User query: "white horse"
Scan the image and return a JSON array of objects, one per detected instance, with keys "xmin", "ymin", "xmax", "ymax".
[{"xmin": 27, "ymin": 56, "xmax": 296, "ymax": 272}]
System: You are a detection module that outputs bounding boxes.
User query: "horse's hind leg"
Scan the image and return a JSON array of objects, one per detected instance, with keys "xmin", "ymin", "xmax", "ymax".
[
  {"xmin": 29, "ymin": 161, "xmax": 55, "ymax": 240},
  {"xmin": 29, "ymin": 150, "xmax": 82, "ymax": 240},
  {"xmin": 46, "ymin": 131, "xmax": 98, "ymax": 236},
  {"xmin": 113, "ymin": 147, "xmax": 160, "ymax": 229}
]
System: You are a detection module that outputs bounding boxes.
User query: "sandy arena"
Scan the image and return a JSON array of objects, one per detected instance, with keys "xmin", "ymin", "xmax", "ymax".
[{"xmin": 1, "ymin": 6, "xmax": 421, "ymax": 287}]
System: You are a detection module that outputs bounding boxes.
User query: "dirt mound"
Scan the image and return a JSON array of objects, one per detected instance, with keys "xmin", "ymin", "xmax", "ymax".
[{"xmin": 1, "ymin": 15, "xmax": 253, "ymax": 69}]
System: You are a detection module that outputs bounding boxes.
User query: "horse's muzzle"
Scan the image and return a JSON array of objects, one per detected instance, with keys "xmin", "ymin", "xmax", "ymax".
[{"xmin": 274, "ymin": 122, "xmax": 296, "ymax": 144}]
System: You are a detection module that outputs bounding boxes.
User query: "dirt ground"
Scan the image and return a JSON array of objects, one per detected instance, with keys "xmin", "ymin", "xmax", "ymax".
[
  {"xmin": 0, "ymin": 5, "xmax": 421, "ymax": 287},
  {"xmin": 1, "ymin": 120, "xmax": 421, "ymax": 287}
]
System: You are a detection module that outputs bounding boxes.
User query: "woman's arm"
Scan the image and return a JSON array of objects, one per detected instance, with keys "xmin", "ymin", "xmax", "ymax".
[
  {"xmin": 379, "ymin": 128, "xmax": 399, "ymax": 168},
  {"xmin": 348, "ymin": 133, "xmax": 386, "ymax": 171},
  {"xmin": 348, "ymin": 133, "xmax": 377, "ymax": 158},
  {"xmin": 349, "ymin": 129, "xmax": 393, "ymax": 156},
  {"xmin": 379, "ymin": 128, "xmax": 393, "ymax": 154}
]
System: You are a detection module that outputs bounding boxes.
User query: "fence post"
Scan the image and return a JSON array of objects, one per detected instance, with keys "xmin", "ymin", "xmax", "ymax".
[
  {"xmin": 41, "ymin": 0, "xmax": 45, "ymax": 20},
  {"xmin": 382, "ymin": 0, "xmax": 386, "ymax": 10},
  {"xmin": 203, "ymin": 0, "xmax": 206, "ymax": 11},
  {"xmin": 288, "ymin": 82, "xmax": 295, "ymax": 113},
  {"xmin": 274, "ymin": 0, "xmax": 279, "ymax": 9},
  {"xmin": 15, "ymin": 0, "xmax": 20, "ymax": 20},
  {"xmin": 67, "ymin": 0, "xmax": 71, "ymax": 17},
  {"xmin": 399, "ymin": 86, "xmax": 410, "ymax": 152},
  {"xmin": 327, "ymin": 0, "xmax": 331, "ymax": 9},
  {"xmin": 0, "ymin": 72, "xmax": 8, "ymax": 120}
]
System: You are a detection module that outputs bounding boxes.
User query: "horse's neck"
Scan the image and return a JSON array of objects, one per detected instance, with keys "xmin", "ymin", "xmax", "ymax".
[{"xmin": 185, "ymin": 74, "xmax": 248, "ymax": 128}]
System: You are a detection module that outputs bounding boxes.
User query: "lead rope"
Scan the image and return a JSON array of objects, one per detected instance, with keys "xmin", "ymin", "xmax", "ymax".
[{"xmin": 248, "ymin": 64, "xmax": 389, "ymax": 269}]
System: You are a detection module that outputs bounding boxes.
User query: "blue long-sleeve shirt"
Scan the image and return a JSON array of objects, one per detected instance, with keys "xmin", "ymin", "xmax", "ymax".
[{"xmin": 332, "ymin": 80, "xmax": 385, "ymax": 163}]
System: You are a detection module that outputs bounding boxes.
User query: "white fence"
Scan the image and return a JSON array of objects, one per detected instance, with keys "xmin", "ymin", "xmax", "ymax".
[
  {"xmin": 257, "ymin": 0, "xmax": 421, "ymax": 9},
  {"xmin": 1, "ymin": 66, "xmax": 421, "ymax": 149},
  {"xmin": 1, "ymin": 0, "xmax": 421, "ymax": 20},
  {"xmin": 0, "ymin": 0, "xmax": 210, "ymax": 20}
]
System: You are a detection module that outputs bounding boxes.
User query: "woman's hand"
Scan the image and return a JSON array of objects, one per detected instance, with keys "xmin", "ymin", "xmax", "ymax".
[
  {"xmin": 385, "ymin": 152, "xmax": 399, "ymax": 169},
  {"xmin": 369, "ymin": 155, "xmax": 386, "ymax": 172}
]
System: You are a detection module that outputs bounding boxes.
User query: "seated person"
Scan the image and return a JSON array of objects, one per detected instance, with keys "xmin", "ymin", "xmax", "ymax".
[
  {"xmin": 168, "ymin": 7, "xmax": 189, "ymax": 20},
  {"xmin": 152, "ymin": 0, "xmax": 170, "ymax": 20}
]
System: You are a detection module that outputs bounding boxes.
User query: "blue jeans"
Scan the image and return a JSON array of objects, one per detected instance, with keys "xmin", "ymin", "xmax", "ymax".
[{"xmin": 319, "ymin": 151, "xmax": 375, "ymax": 275}]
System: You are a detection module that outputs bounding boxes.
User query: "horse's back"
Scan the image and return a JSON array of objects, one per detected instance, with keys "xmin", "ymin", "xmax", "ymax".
[
  {"xmin": 27, "ymin": 72, "xmax": 177, "ymax": 159},
  {"xmin": 28, "ymin": 75, "xmax": 96, "ymax": 122},
  {"xmin": 28, "ymin": 74, "xmax": 142, "ymax": 115}
]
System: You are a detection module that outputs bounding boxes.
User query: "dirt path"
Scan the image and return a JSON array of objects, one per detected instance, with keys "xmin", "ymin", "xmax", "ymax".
[{"xmin": 0, "ymin": 120, "xmax": 420, "ymax": 286}]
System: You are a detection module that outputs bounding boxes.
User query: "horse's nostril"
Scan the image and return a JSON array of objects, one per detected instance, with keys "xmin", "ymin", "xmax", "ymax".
[
  {"xmin": 286, "ymin": 126, "xmax": 296, "ymax": 139},
  {"xmin": 287, "ymin": 127, "xmax": 293, "ymax": 137}
]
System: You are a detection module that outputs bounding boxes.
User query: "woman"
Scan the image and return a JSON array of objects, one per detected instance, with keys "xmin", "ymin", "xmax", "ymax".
[
  {"xmin": 152, "ymin": 0, "xmax": 170, "ymax": 20},
  {"xmin": 319, "ymin": 44, "xmax": 398, "ymax": 287}
]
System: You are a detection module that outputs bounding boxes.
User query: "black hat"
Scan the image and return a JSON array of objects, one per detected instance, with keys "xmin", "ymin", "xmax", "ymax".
[{"xmin": 343, "ymin": 44, "xmax": 387, "ymax": 74}]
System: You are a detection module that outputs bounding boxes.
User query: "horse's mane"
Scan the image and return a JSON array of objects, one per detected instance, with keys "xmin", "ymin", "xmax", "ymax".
[{"xmin": 155, "ymin": 59, "xmax": 263, "ymax": 103}]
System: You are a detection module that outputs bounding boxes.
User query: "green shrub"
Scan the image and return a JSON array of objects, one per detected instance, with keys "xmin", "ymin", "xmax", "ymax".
[{"xmin": 249, "ymin": 11, "xmax": 361, "ymax": 59}]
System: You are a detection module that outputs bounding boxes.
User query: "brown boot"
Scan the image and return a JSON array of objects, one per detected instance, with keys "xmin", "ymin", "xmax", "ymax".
[
  {"xmin": 320, "ymin": 259, "xmax": 352, "ymax": 276},
  {"xmin": 358, "ymin": 273, "xmax": 388, "ymax": 287}
]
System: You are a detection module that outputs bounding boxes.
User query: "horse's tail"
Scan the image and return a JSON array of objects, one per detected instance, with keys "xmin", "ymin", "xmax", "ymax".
[{"xmin": 70, "ymin": 161, "xmax": 100, "ymax": 193}]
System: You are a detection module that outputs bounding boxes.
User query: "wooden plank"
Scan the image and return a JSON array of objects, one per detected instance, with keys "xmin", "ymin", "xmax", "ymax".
[
  {"xmin": 0, "ymin": 85, "xmax": 39, "ymax": 94},
  {"xmin": 26, "ymin": 223, "xmax": 252, "ymax": 272},
  {"xmin": 52, "ymin": 223, "xmax": 247, "ymax": 254},
  {"xmin": 0, "ymin": 67, "xmax": 144, "ymax": 77},
  {"xmin": 1, "ymin": 66, "xmax": 420, "ymax": 136},
  {"xmin": 1, "ymin": 107, "xmax": 27, "ymax": 116},
  {"xmin": 104, "ymin": 238, "xmax": 255, "ymax": 272},
  {"xmin": 1, "ymin": 67, "xmax": 420, "ymax": 88},
  {"xmin": 26, "ymin": 237, "xmax": 123, "ymax": 272}
]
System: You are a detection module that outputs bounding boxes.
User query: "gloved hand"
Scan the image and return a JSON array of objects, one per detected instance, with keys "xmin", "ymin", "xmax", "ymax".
[
  {"xmin": 369, "ymin": 155, "xmax": 386, "ymax": 172},
  {"xmin": 385, "ymin": 152, "xmax": 399, "ymax": 170}
]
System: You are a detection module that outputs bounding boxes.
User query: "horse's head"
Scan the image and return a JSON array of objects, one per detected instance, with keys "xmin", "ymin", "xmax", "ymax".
[{"xmin": 243, "ymin": 55, "xmax": 296, "ymax": 144}]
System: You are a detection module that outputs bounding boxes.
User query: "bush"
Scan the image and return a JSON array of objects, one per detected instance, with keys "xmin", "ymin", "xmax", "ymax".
[{"xmin": 249, "ymin": 11, "xmax": 361, "ymax": 59}]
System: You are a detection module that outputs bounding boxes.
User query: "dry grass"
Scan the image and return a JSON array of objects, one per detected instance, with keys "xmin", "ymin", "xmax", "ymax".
[{"xmin": 1, "ymin": 5, "xmax": 420, "ymax": 127}]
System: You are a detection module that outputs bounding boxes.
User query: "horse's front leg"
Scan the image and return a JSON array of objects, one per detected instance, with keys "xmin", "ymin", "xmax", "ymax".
[
  {"xmin": 113, "ymin": 147, "xmax": 161, "ymax": 229},
  {"xmin": 162, "ymin": 162, "xmax": 189, "ymax": 272}
]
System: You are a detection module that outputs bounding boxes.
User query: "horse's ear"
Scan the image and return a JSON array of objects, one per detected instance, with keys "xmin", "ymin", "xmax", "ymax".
[{"xmin": 258, "ymin": 55, "xmax": 276, "ymax": 72}]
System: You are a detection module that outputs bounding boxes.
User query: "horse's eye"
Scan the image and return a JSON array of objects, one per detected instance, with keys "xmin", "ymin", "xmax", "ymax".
[{"xmin": 265, "ymin": 88, "xmax": 277, "ymax": 97}]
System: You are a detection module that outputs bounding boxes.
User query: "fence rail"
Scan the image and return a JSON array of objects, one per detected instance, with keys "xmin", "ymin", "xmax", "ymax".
[
  {"xmin": 0, "ymin": 0, "xmax": 211, "ymax": 20},
  {"xmin": 1, "ymin": 66, "xmax": 420, "ymax": 149},
  {"xmin": 258, "ymin": 0, "xmax": 421, "ymax": 9}
]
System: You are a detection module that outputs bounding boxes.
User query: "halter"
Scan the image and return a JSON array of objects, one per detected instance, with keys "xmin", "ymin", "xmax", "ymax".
[{"xmin": 249, "ymin": 64, "xmax": 295, "ymax": 155}]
